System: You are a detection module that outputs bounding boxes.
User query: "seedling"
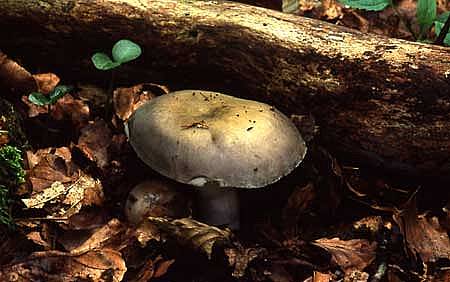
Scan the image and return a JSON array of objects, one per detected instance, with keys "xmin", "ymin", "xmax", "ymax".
[
  {"xmin": 91, "ymin": 39, "xmax": 142, "ymax": 118},
  {"xmin": 28, "ymin": 85, "xmax": 74, "ymax": 106},
  {"xmin": 91, "ymin": 39, "xmax": 142, "ymax": 71}
]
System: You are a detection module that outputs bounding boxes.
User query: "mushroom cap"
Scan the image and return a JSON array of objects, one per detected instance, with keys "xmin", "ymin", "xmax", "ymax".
[
  {"xmin": 125, "ymin": 179, "xmax": 190, "ymax": 224},
  {"xmin": 126, "ymin": 90, "xmax": 307, "ymax": 188}
]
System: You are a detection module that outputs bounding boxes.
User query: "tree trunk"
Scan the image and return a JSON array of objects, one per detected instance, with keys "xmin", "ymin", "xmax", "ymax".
[{"xmin": 0, "ymin": 0, "xmax": 450, "ymax": 177}]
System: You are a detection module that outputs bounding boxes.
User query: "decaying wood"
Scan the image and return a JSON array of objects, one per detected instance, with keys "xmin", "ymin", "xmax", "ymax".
[{"xmin": 0, "ymin": 0, "xmax": 450, "ymax": 176}]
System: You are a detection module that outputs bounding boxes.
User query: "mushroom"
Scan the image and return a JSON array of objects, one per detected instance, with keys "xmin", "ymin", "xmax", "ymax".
[
  {"xmin": 125, "ymin": 179, "xmax": 191, "ymax": 225},
  {"xmin": 126, "ymin": 90, "xmax": 307, "ymax": 229}
]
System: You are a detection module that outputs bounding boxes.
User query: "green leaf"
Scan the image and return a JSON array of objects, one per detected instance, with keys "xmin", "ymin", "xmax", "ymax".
[
  {"xmin": 49, "ymin": 85, "xmax": 73, "ymax": 103},
  {"xmin": 434, "ymin": 12, "xmax": 450, "ymax": 46},
  {"xmin": 417, "ymin": 0, "xmax": 436, "ymax": 33},
  {"xmin": 91, "ymin": 52, "xmax": 121, "ymax": 70},
  {"xmin": 338, "ymin": 0, "xmax": 390, "ymax": 11},
  {"xmin": 112, "ymin": 39, "xmax": 142, "ymax": 64},
  {"xmin": 28, "ymin": 92, "xmax": 50, "ymax": 106}
]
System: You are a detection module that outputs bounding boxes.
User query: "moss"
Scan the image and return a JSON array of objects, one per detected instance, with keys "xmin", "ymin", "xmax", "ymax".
[
  {"xmin": 0, "ymin": 145, "xmax": 25, "ymax": 228},
  {"xmin": 0, "ymin": 99, "xmax": 27, "ymax": 228},
  {"xmin": 0, "ymin": 98, "xmax": 28, "ymax": 149}
]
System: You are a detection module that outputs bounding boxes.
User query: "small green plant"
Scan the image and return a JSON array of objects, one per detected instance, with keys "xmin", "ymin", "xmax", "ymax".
[
  {"xmin": 91, "ymin": 39, "xmax": 142, "ymax": 118},
  {"xmin": 91, "ymin": 39, "xmax": 142, "ymax": 71},
  {"xmin": 28, "ymin": 85, "xmax": 74, "ymax": 106},
  {"xmin": 0, "ymin": 145, "xmax": 25, "ymax": 228},
  {"xmin": 337, "ymin": 0, "xmax": 450, "ymax": 45}
]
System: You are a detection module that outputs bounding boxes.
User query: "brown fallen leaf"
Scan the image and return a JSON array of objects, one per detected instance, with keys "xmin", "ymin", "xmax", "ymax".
[
  {"xmin": 77, "ymin": 84, "xmax": 108, "ymax": 108},
  {"xmin": 26, "ymin": 231, "xmax": 52, "ymax": 250},
  {"xmin": 64, "ymin": 206, "xmax": 110, "ymax": 230},
  {"xmin": 224, "ymin": 245, "xmax": 266, "ymax": 278},
  {"xmin": 130, "ymin": 255, "xmax": 175, "ymax": 282},
  {"xmin": 313, "ymin": 238, "xmax": 377, "ymax": 274},
  {"xmin": 113, "ymin": 83, "xmax": 168, "ymax": 121},
  {"xmin": 353, "ymin": 216, "xmax": 384, "ymax": 236},
  {"xmin": 69, "ymin": 218, "xmax": 127, "ymax": 254},
  {"xmin": 146, "ymin": 217, "xmax": 232, "ymax": 259},
  {"xmin": 76, "ymin": 119, "xmax": 112, "ymax": 169},
  {"xmin": 22, "ymin": 147, "xmax": 104, "ymax": 219},
  {"xmin": 0, "ymin": 249, "xmax": 126, "ymax": 282},
  {"xmin": 393, "ymin": 195, "xmax": 450, "ymax": 264},
  {"xmin": 22, "ymin": 173, "xmax": 104, "ymax": 218},
  {"xmin": 26, "ymin": 147, "xmax": 78, "ymax": 192},
  {"xmin": 0, "ymin": 50, "xmax": 37, "ymax": 99},
  {"xmin": 33, "ymin": 73, "xmax": 60, "ymax": 94},
  {"xmin": 313, "ymin": 271, "xmax": 332, "ymax": 282},
  {"xmin": 343, "ymin": 270, "xmax": 369, "ymax": 282},
  {"xmin": 51, "ymin": 94, "xmax": 90, "ymax": 129}
]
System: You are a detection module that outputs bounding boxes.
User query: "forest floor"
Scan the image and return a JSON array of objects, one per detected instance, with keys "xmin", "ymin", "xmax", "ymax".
[{"xmin": 0, "ymin": 1, "xmax": 449, "ymax": 281}]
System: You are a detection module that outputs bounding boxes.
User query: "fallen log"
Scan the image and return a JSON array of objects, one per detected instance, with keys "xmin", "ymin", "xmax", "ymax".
[{"xmin": 0, "ymin": 0, "xmax": 450, "ymax": 176}]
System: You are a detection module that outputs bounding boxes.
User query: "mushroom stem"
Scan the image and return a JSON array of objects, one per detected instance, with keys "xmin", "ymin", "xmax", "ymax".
[{"xmin": 196, "ymin": 183, "xmax": 240, "ymax": 230}]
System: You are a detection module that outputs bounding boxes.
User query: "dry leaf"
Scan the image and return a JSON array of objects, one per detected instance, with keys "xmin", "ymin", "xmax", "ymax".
[
  {"xmin": 26, "ymin": 231, "xmax": 52, "ymax": 250},
  {"xmin": 76, "ymin": 119, "xmax": 112, "ymax": 169},
  {"xmin": 225, "ymin": 245, "xmax": 266, "ymax": 277},
  {"xmin": 77, "ymin": 84, "xmax": 108, "ymax": 107},
  {"xmin": 313, "ymin": 238, "xmax": 376, "ymax": 274},
  {"xmin": 153, "ymin": 257, "xmax": 175, "ymax": 278},
  {"xmin": 33, "ymin": 73, "xmax": 60, "ymax": 94},
  {"xmin": 135, "ymin": 220, "xmax": 161, "ymax": 246},
  {"xmin": 65, "ymin": 206, "xmax": 110, "ymax": 230},
  {"xmin": 70, "ymin": 218, "xmax": 126, "ymax": 254},
  {"xmin": 51, "ymin": 94, "xmax": 90, "ymax": 128},
  {"xmin": 147, "ymin": 217, "xmax": 232, "ymax": 259},
  {"xmin": 393, "ymin": 196, "xmax": 450, "ymax": 264},
  {"xmin": 113, "ymin": 83, "xmax": 167, "ymax": 121},
  {"xmin": 22, "ymin": 172, "xmax": 104, "ymax": 219},
  {"xmin": 131, "ymin": 255, "xmax": 175, "ymax": 282},
  {"xmin": 313, "ymin": 271, "xmax": 332, "ymax": 282},
  {"xmin": 0, "ymin": 249, "xmax": 126, "ymax": 282},
  {"xmin": 0, "ymin": 50, "xmax": 37, "ymax": 98},
  {"xmin": 343, "ymin": 270, "xmax": 369, "ymax": 282},
  {"xmin": 353, "ymin": 216, "xmax": 384, "ymax": 235},
  {"xmin": 26, "ymin": 147, "xmax": 77, "ymax": 192}
]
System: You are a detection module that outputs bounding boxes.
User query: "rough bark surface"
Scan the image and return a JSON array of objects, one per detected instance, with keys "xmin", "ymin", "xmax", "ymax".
[{"xmin": 0, "ymin": 0, "xmax": 450, "ymax": 176}]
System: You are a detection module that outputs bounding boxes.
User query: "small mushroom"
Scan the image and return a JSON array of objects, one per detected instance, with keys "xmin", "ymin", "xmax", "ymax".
[
  {"xmin": 126, "ymin": 90, "xmax": 307, "ymax": 229},
  {"xmin": 125, "ymin": 179, "xmax": 190, "ymax": 224}
]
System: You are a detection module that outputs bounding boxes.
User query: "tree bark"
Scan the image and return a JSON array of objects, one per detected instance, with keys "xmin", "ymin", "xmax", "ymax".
[{"xmin": 0, "ymin": 0, "xmax": 450, "ymax": 176}]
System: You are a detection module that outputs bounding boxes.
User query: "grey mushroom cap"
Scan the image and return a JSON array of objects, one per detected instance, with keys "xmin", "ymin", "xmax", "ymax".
[{"xmin": 126, "ymin": 90, "xmax": 307, "ymax": 188}]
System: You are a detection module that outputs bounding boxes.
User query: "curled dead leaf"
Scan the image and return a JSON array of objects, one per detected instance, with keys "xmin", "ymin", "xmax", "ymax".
[
  {"xmin": 0, "ymin": 249, "xmax": 126, "ymax": 282},
  {"xmin": 313, "ymin": 237, "xmax": 377, "ymax": 274},
  {"xmin": 26, "ymin": 147, "xmax": 77, "ymax": 192},
  {"xmin": 146, "ymin": 217, "xmax": 232, "ymax": 259},
  {"xmin": 22, "ymin": 172, "xmax": 104, "ymax": 219},
  {"xmin": 113, "ymin": 83, "xmax": 168, "ymax": 121},
  {"xmin": 0, "ymin": 50, "xmax": 37, "ymax": 98},
  {"xmin": 393, "ymin": 195, "xmax": 450, "ymax": 264},
  {"xmin": 76, "ymin": 119, "xmax": 112, "ymax": 169},
  {"xmin": 33, "ymin": 73, "xmax": 60, "ymax": 94},
  {"xmin": 224, "ymin": 245, "xmax": 266, "ymax": 278},
  {"xmin": 51, "ymin": 94, "xmax": 90, "ymax": 129}
]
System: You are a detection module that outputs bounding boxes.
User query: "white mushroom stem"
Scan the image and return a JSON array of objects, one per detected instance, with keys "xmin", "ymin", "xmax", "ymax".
[{"xmin": 196, "ymin": 183, "xmax": 240, "ymax": 230}]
